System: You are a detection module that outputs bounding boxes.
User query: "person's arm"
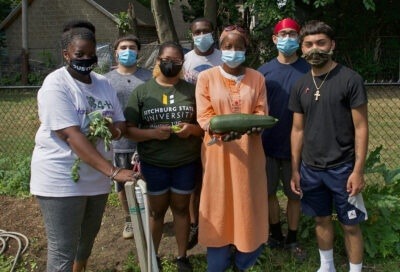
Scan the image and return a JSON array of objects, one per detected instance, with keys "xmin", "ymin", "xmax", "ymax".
[
  {"xmin": 55, "ymin": 126, "xmax": 133, "ymax": 182},
  {"xmin": 195, "ymin": 72, "xmax": 215, "ymax": 131},
  {"xmin": 125, "ymin": 122, "xmax": 172, "ymax": 142},
  {"xmin": 290, "ymin": 112, "xmax": 304, "ymax": 196},
  {"xmin": 109, "ymin": 121, "xmax": 126, "ymax": 140},
  {"xmin": 347, "ymin": 104, "xmax": 369, "ymax": 196}
]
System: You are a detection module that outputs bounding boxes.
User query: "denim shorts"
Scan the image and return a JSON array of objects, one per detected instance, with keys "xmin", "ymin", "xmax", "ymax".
[
  {"xmin": 300, "ymin": 161, "xmax": 368, "ymax": 225},
  {"xmin": 140, "ymin": 159, "xmax": 201, "ymax": 195}
]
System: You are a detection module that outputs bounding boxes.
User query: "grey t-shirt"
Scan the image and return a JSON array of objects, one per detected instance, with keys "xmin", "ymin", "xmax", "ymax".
[{"xmin": 104, "ymin": 68, "xmax": 152, "ymax": 153}]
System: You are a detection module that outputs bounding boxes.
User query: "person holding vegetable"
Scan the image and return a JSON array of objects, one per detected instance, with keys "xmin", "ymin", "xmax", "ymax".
[
  {"xmin": 104, "ymin": 34, "xmax": 152, "ymax": 240},
  {"xmin": 124, "ymin": 41, "xmax": 203, "ymax": 272},
  {"xmin": 257, "ymin": 18, "xmax": 310, "ymax": 260},
  {"xmin": 289, "ymin": 20, "xmax": 368, "ymax": 272},
  {"xmin": 30, "ymin": 22, "xmax": 135, "ymax": 272},
  {"xmin": 195, "ymin": 25, "xmax": 268, "ymax": 271}
]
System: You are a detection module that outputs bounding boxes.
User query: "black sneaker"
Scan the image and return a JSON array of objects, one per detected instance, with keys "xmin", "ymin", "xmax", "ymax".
[
  {"xmin": 266, "ymin": 235, "xmax": 284, "ymax": 249},
  {"xmin": 176, "ymin": 256, "xmax": 192, "ymax": 272},
  {"xmin": 187, "ymin": 224, "xmax": 198, "ymax": 250}
]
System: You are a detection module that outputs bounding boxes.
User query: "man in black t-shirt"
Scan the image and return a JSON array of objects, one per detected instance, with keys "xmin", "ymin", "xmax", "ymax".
[{"xmin": 289, "ymin": 20, "xmax": 368, "ymax": 272}]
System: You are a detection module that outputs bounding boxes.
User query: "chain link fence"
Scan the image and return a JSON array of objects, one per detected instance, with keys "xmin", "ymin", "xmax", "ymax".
[{"xmin": 1, "ymin": 84, "xmax": 399, "ymax": 169}]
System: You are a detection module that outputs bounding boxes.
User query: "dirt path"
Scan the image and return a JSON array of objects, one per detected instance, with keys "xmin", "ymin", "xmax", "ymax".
[{"xmin": 0, "ymin": 195, "xmax": 206, "ymax": 271}]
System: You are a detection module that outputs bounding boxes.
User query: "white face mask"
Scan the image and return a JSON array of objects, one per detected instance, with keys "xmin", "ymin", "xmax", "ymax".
[{"xmin": 193, "ymin": 33, "xmax": 214, "ymax": 53}]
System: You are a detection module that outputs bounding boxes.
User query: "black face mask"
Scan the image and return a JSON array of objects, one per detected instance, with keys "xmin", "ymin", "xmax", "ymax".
[
  {"xmin": 159, "ymin": 60, "xmax": 182, "ymax": 78},
  {"xmin": 69, "ymin": 56, "xmax": 98, "ymax": 75}
]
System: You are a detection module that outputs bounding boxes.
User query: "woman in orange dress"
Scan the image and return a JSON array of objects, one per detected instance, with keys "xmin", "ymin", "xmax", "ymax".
[{"xmin": 195, "ymin": 26, "xmax": 269, "ymax": 271}]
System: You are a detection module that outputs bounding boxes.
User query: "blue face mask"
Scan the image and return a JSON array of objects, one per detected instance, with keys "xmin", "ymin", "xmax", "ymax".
[
  {"xmin": 117, "ymin": 49, "xmax": 137, "ymax": 67},
  {"xmin": 276, "ymin": 37, "xmax": 299, "ymax": 56},
  {"xmin": 193, "ymin": 33, "xmax": 214, "ymax": 53},
  {"xmin": 221, "ymin": 50, "xmax": 246, "ymax": 68}
]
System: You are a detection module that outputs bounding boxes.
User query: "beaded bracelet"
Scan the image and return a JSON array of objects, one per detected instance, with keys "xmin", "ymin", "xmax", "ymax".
[{"xmin": 109, "ymin": 167, "xmax": 122, "ymax": 181}]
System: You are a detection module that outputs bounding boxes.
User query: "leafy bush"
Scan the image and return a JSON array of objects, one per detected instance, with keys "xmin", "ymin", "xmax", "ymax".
[
  {"xmin": 360, "ymin": 146, "xmax": 400, "ymax": 258},
  {"xmin": 0, "ymin": 155, "xmax": 31, "ymax": 197}
]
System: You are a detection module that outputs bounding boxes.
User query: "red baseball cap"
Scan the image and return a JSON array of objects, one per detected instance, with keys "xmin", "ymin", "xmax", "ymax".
[{"xmin": 274, "ymin": 18, "xmax": 300, "ymax": 34}]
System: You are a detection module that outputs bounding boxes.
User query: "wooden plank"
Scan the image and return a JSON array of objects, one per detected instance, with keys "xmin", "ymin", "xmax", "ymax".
[
  {"xmin": 125, "ymin": 181, "xmax": 148, "ymax": 271},
  {"xmin": 136, "ymin": 179, "xmax": 159, "ymax": 272}
]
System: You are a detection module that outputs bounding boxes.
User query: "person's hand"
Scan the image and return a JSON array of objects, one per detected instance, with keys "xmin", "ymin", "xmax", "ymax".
[
  {"xmin": 172, "ymin": 122, "xmax": 192, "ymax": 138},
  {"xmin": 153, "ymin": 125, "xmax": 172, "ymax": 140},
  {"xmin": 113, "ymin": 168, "xmax": 136, "ymax": 183},
  {"xmin": 221, "ymin": 131, "xmax": 242, "ymax": 142},
  {"xmin": 246, "ymin": 127, "xmax": 263, "ymax": 135},
  {"xmin": 290, "ymin": 171, "xmax": 302, "ymax": 197},
  {"xmin": 347, "ymin": 171, "xmax": 365, "ymax": 196}
]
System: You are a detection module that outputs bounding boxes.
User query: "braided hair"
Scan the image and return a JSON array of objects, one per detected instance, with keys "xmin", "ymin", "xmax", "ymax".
[
  {"xmin": 62, "ymin": 20, "xmax": 96, "ymax": 33},
  {"xmin": 61, "ymin": 27, "xmax": 96, "ymax": 50}
]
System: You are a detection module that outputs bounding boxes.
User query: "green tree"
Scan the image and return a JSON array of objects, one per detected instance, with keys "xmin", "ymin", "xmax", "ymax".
[
  {"xmin": 151, "ymin": 0, "xmax": 179, "ymax": 43},
  {"xmin": 239, "ymin": 0, "xmax": 398, "ymax": 80},
  {"xmin": 179, "ymin": 0, "xmax": 242, "ymax": 30},
  {"xmin": 0, "ymin": 0, "xmax": 20, "ymax": 22}
]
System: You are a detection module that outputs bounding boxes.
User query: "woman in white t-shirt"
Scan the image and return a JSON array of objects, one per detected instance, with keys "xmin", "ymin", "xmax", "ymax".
[{"xmin": 30, "ymin": 21, "xmax": 135, "ymax": 272}]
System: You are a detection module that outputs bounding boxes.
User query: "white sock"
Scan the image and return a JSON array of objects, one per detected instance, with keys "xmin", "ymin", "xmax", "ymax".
[
  {"xmin": 349, "ymin": 262, "xmax": 363, "ymax": 272},
  {"xmin": 317, "ymin": 249, "xmax": 336, "ymax": 272}
]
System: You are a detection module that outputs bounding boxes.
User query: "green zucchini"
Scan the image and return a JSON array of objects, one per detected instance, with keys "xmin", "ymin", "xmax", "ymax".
[{"xmin": 209, "ymin": 113, "xmax": 278, "ymax": 134}]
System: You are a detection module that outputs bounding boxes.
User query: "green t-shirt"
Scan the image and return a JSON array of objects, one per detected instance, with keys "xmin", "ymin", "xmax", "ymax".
[{"xmin": 124, "ymin": 78, "xmax": 201, "ymax": 167}]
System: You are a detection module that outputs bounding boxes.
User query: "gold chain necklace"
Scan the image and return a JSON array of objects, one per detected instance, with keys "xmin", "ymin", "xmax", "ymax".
[{"xmin": 312, "ymin": 65, "xmax": 333, "ymax": 101}]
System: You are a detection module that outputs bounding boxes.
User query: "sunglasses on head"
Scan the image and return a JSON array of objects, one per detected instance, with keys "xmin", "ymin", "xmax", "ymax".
[{"xmin": 224, "ymin": 25, "xmax": 246, "ymax": 33}]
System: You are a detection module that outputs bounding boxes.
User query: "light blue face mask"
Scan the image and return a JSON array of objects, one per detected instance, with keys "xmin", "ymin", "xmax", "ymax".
[
  {"xmin": 193, "ymin": 32, "xmax": 214, "ymax": 53},
  {"xmin": 276, "ymin": 37, "xmax": 299, "ymax": 56},
  {"xmin": 117, "ymin": 49, "xmax": 137, "ymax": 67},
  {"xmin": 221, "ymin": 50, "xmax": 246, "ymax": 68}
]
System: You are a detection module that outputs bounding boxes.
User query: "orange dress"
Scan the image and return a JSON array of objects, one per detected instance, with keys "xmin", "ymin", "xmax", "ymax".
[{"xmin": 195, "ymin": 66, "xmax": 269, "ymax": 252}]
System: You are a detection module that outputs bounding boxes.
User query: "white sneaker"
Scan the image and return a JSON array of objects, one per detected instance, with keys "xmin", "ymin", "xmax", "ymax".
[{"xmin": 122, "ymin": 221, "xmax": 134, "ymax": 239}]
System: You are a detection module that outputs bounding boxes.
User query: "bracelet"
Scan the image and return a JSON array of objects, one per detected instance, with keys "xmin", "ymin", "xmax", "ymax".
[
  {"xmin": 114, "ymin": 128, "xmax": 122, "ymax": 140},
  {"xmin": 109, "ymin": 167, "xmax": 122, "ymax": 180}
]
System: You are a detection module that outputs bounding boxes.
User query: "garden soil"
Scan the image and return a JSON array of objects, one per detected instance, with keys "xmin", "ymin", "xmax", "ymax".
[{"xmin": 0, "ymin": 195, "xmax": 206, "ymax": 271}]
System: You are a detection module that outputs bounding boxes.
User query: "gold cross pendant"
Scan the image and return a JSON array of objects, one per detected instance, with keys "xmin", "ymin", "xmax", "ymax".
[{"xmin": 314, "ymin": 90, "xmax": 321, "ymax": 101}]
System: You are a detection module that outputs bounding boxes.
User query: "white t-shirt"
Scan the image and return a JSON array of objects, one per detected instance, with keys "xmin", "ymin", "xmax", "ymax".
[
  {"xmin": 30, "ymin": 67, "xmax": 125, "ymax": 197},
  {"xmin": 183, "ymin": 49, "xmax": 222, "ymax": 84}
]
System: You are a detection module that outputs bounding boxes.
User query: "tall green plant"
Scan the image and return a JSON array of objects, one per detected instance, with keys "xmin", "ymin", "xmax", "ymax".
[
  {"xmin": 0, "ymin": 155, "xmax": 31, "ymax": 197},
  {"xmin": 360, "ymin": 145, "xmax": 400, "ymax": 258}
]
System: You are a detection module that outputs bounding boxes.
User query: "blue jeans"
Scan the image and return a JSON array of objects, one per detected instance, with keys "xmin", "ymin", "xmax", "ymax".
[
  {"xmin": 207, "ymin": 244, "xmax": 264, "ymax": 271},
  {"xmin": 36, "ymin": 194, "xmax": 108, "ymax": 272}
]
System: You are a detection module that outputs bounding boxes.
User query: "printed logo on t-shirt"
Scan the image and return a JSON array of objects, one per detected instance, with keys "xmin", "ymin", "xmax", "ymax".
[
  {"xmin": 184, "ymin": 64, "xmax": 214, "ymax": 84},
  {"xmin": 162, "ymin": 94, "xmax": 175, "ymax": 105},
  {"xmin": 194, "ymin": 64, "xmax": 213, "ymax": 73},
  {"xmin": 87, "ymin": 95, "xmax": 113, "ymax": 110},
  {"xmin": 348, "ymin": 209, "xmax": 357, "ymax": 219}
]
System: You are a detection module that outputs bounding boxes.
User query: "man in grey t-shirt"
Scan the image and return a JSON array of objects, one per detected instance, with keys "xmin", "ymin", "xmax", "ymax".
[{"xmin": 104, "ymin": 35, "xmax": 152, "ymax": 239}]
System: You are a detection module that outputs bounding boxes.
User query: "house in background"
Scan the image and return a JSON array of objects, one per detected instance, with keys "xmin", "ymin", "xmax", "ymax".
[{"xmin": 0, "ymin": 0, "xmax": 191, "ymax": 74}]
